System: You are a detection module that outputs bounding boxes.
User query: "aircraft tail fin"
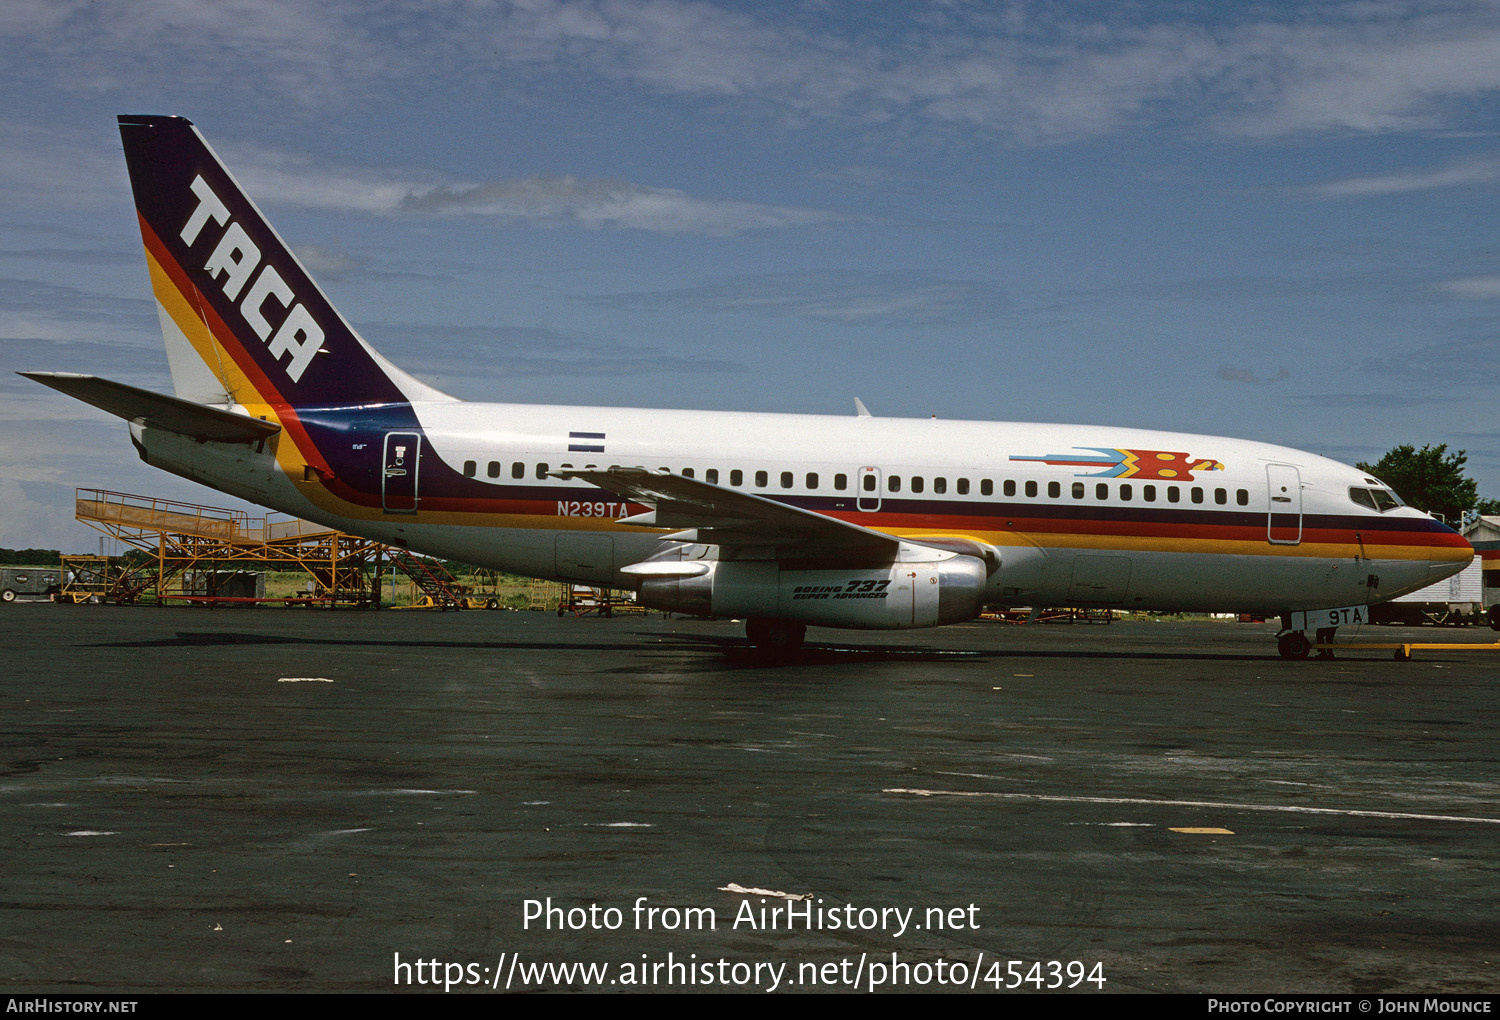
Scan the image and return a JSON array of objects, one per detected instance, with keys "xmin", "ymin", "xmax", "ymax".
[{"xmin": 116, "ymin": 114, "xmax": 453, "ymax": 413}]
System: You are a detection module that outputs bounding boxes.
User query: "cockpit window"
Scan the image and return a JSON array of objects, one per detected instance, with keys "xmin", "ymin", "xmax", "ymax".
[{"xmin": 1350, "ymin": 487, "xmax": 1401, "ymax": 512}]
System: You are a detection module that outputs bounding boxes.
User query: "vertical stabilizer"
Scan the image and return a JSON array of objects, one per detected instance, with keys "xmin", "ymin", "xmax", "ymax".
[{"xmin": 117, "ymin": 114, "xmax": 453, "ymax": 411}]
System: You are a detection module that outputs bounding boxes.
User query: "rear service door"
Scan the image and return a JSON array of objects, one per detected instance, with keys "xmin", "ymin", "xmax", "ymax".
[{"xmin": 383, "ymin": 432, "xmax": 422, "ymax": 513}]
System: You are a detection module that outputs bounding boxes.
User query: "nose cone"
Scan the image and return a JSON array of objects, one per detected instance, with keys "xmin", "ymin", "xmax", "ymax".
[{"xmin": 1424, "ymin": 518, "xmax": 1473, "ymax": 584}]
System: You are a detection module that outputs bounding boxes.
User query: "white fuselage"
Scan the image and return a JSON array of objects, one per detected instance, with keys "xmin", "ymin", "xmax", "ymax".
[{"xmin": 132, "ymin": 399, "xmax": 1473, "ymax": 618}]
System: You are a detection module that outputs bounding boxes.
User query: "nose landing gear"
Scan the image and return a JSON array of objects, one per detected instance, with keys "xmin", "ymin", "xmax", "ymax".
[{"xmin": 1276, "ymin": 631, "xmax": 1312, "ymax": 660}]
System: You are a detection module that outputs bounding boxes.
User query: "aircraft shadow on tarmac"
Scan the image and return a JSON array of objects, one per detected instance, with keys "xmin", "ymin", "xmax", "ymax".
[{"xmin": 90, "ymin": 630, "xmax": 1286, "ymax": 667}]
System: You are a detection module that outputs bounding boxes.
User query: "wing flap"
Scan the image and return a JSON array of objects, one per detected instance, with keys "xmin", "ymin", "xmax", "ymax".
[{"xmin": 551, "ymin": 466, "xmax": 899, "ymax": 557}]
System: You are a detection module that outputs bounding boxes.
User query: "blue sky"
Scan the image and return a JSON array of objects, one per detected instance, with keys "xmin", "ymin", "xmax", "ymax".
[{"xmin": 3, "ymin": 0, "xmax": 1499, "ymax": 550}]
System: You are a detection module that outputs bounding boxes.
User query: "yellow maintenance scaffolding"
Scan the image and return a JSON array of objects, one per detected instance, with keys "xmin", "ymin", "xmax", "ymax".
[
  {"xmin": 67, "ymin": 489, "xmax": 640, "ymax": 613},
  {"xmin": 73, "ymin": 488, "xmax": 388, "ymax": 607}
]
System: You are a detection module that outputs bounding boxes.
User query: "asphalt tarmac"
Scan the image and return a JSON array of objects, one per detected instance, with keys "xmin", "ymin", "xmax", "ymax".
[{"xmin": 1, "ymin": 604, "xmax": 1496, "ymax": 994}]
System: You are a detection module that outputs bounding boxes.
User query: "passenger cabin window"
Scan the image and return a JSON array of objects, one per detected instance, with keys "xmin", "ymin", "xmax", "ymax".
[
  {"xmin": 1096, "ymin": 483, "xmax": 1108, "ymax": 500},
  {"xmin": 806, "ymin": 472, "xmax": 819, "ymax": 489},
  {"xmin": 1047, "ymin": 481, "xmax": 1060, "ymax": 499},
  {"xmin": 1167, "ymin": 486, "xmax": 1180, "ymax": 503},
  {"xmin": 780, "ymin": 471, "xmax": 793, "ymax": 489},
  {"xmin": 1236, "ymin": 489, "xmax": 1249, "ymax": 506},
  {"xmin": 706, "ymin": 469, "xmax": 718, "ymax": 484},
  {"xmin": 862, "ymin": 474, "xmax": 876, "ymax": 492},
  {"xmin": 488, "ymin": 461, "xmax": 501, "ymax": 478},
  {"xmin": 682, "ymin": 467, "xmax": 694, "ymax": 478},
  {"xmin": 835, "ymin": 474, "xmax": 847, "ymax": 490},
  {"xmin": 934, "ymin": 477, "xmax": 947, "ymax": 494},
  {"xmin": 889, "ymin": 476, "xmax": 902, "ymax": 493},
  {"xmin": 512, "ymin": 462, "xmax": 524, "ymax": 479},
  {"xmin": 536, "ymin": 463, "xmax": 548, "ymax": 479},
  {"xmin": 1214, "ymin": 488, "xmax": 1227, "ymax": 505},
  {"xmin": 956, "ymin": 478, "xmax": 968, "ymax": 495},
  {"xmin": 911, "ymin": 476, "xmax": 924, "ymax": 494},
  {"xmin": 463, "ymin": 460, "xmax": 477, "ymax": 478},
  {"xmin": 1144, "ymin": 485, "xmax": 1157, "ymax": 502},
  {"xmin": 1191, "ymin": 487, "xmax": 1203, "ymax": 504},
  {"xmin": 1002, "ymin": 480, "xmax": 1015, "ymax": 497},
  {"xmin": 731, "ymin": 469, "xmax": 743, "ymax": 486},
  {"xmin": 755, "ymin": 470, "xmax": 768, "ymax": 488},
  {"xmin": 1120, "ymin": 484, "xmax": 1132, "ymax": 501},
  {"xmin": 1025, "ymin": 480, "xmax": 1037, "ymax": 498}
]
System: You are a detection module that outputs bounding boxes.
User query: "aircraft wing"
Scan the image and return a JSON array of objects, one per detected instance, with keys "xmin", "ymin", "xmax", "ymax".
[
  {"xmin": 551, "ymin": 466, "xmax": 900, "ymax": 559},
  {"xmin": 20, "ymin": 372, "xmax": 281, "ymax": 443}
]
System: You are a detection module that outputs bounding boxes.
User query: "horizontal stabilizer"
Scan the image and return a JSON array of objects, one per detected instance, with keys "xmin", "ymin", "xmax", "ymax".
[{"xmin": 19, "ymin": 372, "xmax": 281, "ymax": 443}]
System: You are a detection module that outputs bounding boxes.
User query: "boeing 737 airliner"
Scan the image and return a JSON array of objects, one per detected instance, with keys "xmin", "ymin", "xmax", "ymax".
[{"xmin": 23, "ymin": 116, "xmax": 1474, "ymax": 658}]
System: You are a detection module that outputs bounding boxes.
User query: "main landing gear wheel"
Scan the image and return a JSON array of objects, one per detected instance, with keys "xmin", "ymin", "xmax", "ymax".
[
  {"xmin": 1277, "ymin": 632, "xmax": 1312, "ymax": 661},
  {"xmin": 745, "ymin": 618, "xmax": 807, "ymax": 652}
]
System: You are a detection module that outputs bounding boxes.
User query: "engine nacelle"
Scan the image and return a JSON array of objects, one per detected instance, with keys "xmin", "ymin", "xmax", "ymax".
[{"xmin": 637, "ymin": 552, "xmax": 988, "ymax": 630}]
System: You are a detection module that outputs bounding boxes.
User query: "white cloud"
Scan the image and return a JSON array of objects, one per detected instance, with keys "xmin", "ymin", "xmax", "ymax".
[
  {"xmin": 400, "ymin": 177, "xmax": 835, "ymax": 235},
  {"xmin": 0, "ymin": 0, "xmax": 387, "ymax": 103},
  {"xmin": 287, "ymin": 243, "xmax": 368, "ymax": 282},
  {"xmin": 466, "ymin": 1, "xmax": 1500, "ymax": 143},
  {"xmin": 226, "ymin": 145, "xmax": 835, "ymax": 235},
  {"xmin": 1224, "ymin": 16, "xmax": 1500, "ymax": 137},
  {"xmin": 10, "ymin": 2, "xmax": 1500, "ymax": 146},
  {"xmin": 1304, "ymin": 153, "xmax": 1500, "ymax": 199},
  {"xmin": 1437, "ymin": 274, "xmax": 1500, "ymax": 299}
]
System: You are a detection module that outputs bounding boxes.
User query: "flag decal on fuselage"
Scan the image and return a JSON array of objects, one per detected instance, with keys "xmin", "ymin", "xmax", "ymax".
[{"xmin": 568, "ymin": 431, "xmax": 606, "ymax": 453}]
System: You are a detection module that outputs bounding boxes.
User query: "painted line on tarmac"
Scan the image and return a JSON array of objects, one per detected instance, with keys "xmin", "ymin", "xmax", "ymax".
[{"xmin": 885, "ymin": 788, "xmax": 1500, "ymax": 825}]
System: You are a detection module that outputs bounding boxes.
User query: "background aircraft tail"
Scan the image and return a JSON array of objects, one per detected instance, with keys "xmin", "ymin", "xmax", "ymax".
[{"xmin": 117, "ymin": 114, "xmax": 452, "ymax": 414}]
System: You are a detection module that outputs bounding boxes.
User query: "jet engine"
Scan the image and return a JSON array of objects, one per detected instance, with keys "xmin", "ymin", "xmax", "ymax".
[{"xmin": 630, "ymin": 550, "xmax": 989, "ymax": 630}]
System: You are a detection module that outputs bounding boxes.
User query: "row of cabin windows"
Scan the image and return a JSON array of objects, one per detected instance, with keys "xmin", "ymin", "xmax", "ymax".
[
  {"xmin": 462, "ymin": 461, "xmax": 554, "ymax": 480},
  {"xmin": 460, "ymin": 459, "xmax": 1251, "ymax": 506},
  {"xmin": 880, "ymin": 475, "xmax": 1248, "ymax": 505}
]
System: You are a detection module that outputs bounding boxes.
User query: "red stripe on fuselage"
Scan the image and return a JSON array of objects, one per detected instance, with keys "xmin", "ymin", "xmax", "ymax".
[{"xmin": 407, "ymin": 491, "xmax": 1468, "ymax": 554}]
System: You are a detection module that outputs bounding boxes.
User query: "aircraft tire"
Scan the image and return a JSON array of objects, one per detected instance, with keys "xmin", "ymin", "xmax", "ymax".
[
  {"xmin": 1277, "ymin": 632, "xmax": 1311, "ymax": 661},
  {"xmin": 0, "ymin": 589, "xmax": 15, "ymax": 603},
  {"xmin": 1490, "ymin": 606, "xmax": 1500, "ymax": 632}
]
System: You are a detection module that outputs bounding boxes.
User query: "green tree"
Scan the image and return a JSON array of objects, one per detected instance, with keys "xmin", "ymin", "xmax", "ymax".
[{"xmin": 1356, "ymin": 444, "xmax": 1499, "ymax": 522}]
